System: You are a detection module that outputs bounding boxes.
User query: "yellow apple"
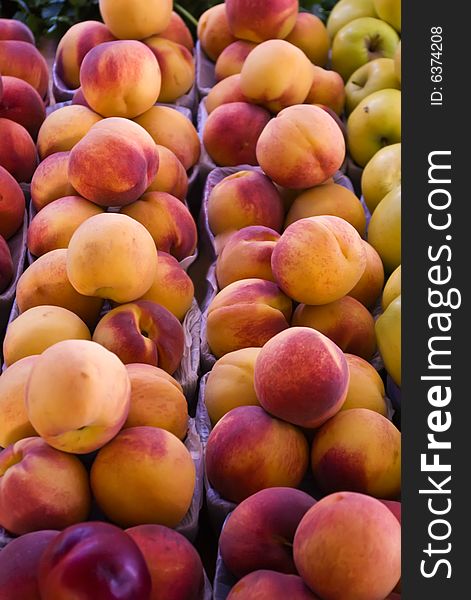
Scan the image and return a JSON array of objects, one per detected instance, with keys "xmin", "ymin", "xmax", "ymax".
[
  {"xmin": 327, "ymin": 0, "xmax": 378, "ymax": 39},
  {"xmin": 376, "ymin": 294, "xmax": 401, "ymax": 386},
  {"xmin": 345, "ymin": 58, "xmax": 400, "ymax": 113},
  {"xmin": 361, "ymin": 142, "xmax": 401, "ymax": 212},
  {"xmin": 368, "ymin": 185, "xmax": 401, "ymax": 274},
  {"xmin": 374, "ymin": 0, "xmax": 401, "ymax": 32},
  {"xmin": 394, "ymin": 41, "xmax": 401, "ymax": 83},
  {"xmin": 382, "ymin": 265, "xmax": 401, "ymax": 310}
]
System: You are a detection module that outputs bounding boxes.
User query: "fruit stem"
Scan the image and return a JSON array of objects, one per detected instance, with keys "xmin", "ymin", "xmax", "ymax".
[{"xmin": 174, "ymin": 3, "xmax": 199, "ymax": 28}]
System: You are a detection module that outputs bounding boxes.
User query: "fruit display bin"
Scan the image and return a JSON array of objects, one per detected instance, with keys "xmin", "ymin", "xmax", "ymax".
[
  {"xmin": 212, "ymin": 542, "xmax": 237, "ymax": 600},
  {"xmin": 195, "ymin": 41, "xmax": 217, "ymax": 99}
]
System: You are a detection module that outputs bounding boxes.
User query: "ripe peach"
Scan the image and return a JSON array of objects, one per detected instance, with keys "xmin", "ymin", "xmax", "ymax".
[
  {"xmin": 147, "ymin": 145, "xmax": 188, "ymax": 201},
  {"xmin": 145, "ymin": 37, "xmax": 194, "ymax": 103},
  {"xmin": 0, "ymin": 165, "xmax": 25, "ymax": 240},
  {"xmin": 228, "ymin": 571, "xmax": 319, "ymax": 599},
  {"xmin": 30, "ymin": 151, "xmax": 76, "ymax": 211},
  {"xmin": 66, "ymin": 213, "xmax": 158, "ymax": 303},
  {"xmin": 91, "ymin": 426, "xmax": 196, "ymax": 527},
  {"xmin": 226, "ymin": 0, "xmax": 298, "ymax": 43},
  {"xmin": 205, "ymin": 74, "xmax": 250, "ymax": 113},
  {"xmin": 349, "ymin": 240, "xmax": 385, "ymax": 308},
  {"xmin": 99, "ymin": 0, "xmax": 172, "ymax": 40},
  {"xmin": 285, "ymin": 13, "xmax": 329, "ymax": 66},
  {"xmin": 342, "ymin": 354, "xmax": 387, "ymax": 416},
  {"xmin": 0, "ymin": 118, "xmax": 37, "ymax": 183},
  {"xmin": 0, "ymin": 41, "xmax": 48, "ymax": 98},
  {"xmin": 0, "ymin": 76, "xmax": 45, "ymax": 139},
  {"xmin": 0, "ymin": 18, "xmax": 35, "ymax": 43},
  {"xmin": 0, "ymin": 437, "xmax": 91, "ymax": 534},
  {"xmin": 157, "ymin": 11, "xmax": 194, "ymax": 51},
  {"xmin": 305, "ymin": 66, "xmax": 346, "ymax": 115},
  {"xmin": 257, "ymin": 105, "xmax": 345, "ymax": 189},
  {"xmin": 206, "ymin": 279, "xmax": 292, "ymax": 358},
  {"xmin": 0, "ymin": 235, "xmax": 13, "ymax": 293},
  {"xmin": 215, "ymin": 40, "xmax": 257, "ymax": 81},
  {"xmin": 197, "ymin": 4, "xmax": 236, "ymax": 61}
]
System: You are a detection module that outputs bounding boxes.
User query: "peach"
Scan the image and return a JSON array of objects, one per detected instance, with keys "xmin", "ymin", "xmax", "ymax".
[
  {"xmin": 206, "ymin": 279, "xmax": 292, "ymax": 358},
  {"xmin": 285, "ymin": 13, "xmax": 329, "ymax": 66},
  {"xmin": 80, "ymin": 40, "xmax": 161, "ymax": 119},
  {"xmin": 99, "ymin": 0, "xmax": 172, "ymax": 40},
  {"xmin": 126, "ymin": 525, "xmax": 204, "ymax": 600},
  {"xmin": 0, "ymin": 76, "xmax": 46, "ymax": 139},
  {"xmin": 203, "ymin": 102, "xmax": 271, "ymax": 167},
  {"xmin": 205, "ymin": 74, "xmax": 250, "ymax": 113},
  {"xmin": 382, "ymin": 265, "xmax": 401, "ymax": 310},
  {"xmin": 147, "ymin": 145, "xmax": 189, "ymax": 201},
  {"xmin": 157, "ymin": 11, "xmax": 194, "ymax": 51},
  {"xmin": 93, "ymin": 301, "xmax": 184, "ymax": 374},
  {"xmin": 220, "ymin": 487, "xmax": 316, "ymax": 577},
  {"xmin": 272, "ymin": 216, "xmax": 366, "ymax": 305},
  {"xmin": 0, "ymin": 118, "xmax": 36, "ymax": 183},
  {"xmin": 16, "ymin": 249, "xmax": 104, "ymax": 328},
  {"xmin": 124, "ymin": 364, "xmax": 188, "ymax": 439},
  {"xmin": 134, "ymin": 106, "xmax": 200, "ymax": 171},
  {"xmin": 91, "ymin": 426, "xmax": 196, "ymax": 527},
  {"xmin": 226, "ymin": 0, "xmax": 298, "ymax": 43},
  {"xmin": 0, "ymin": 41, "xmax": 48, "ymax": 98},
  {"xmin": 0, "ymin": 437, "xmax": 91, "ymax": 535},
  {"xmin": 3, "ymin": 306, "xmax": 91, "ymax": 367},
  {"xmin": 293, "ymin": 492, "xmax": 401, "ymax": 600},
  {"xmin": 207, "ymin": 171, "xmax": 284, "ymax": 237},
  {"xmin": 55, "ymin": 21, "xmax": 116, "ymax": 89},
  {"xmin": 342, "ymin": 354, "xmax": 387, "ymax": 416},
  {"xmin": 145, "ymin": 37, "xmax": 194, "ymax": 103},
  {"xmin": 254, "ymin": 327, "xmax": 348, "ymax": 428},
  {"xmin": 216, "ymin": 226, "xmax": 280, "ymax": 288},
  {"xmin": 0, "ymin": 18, "xmax": 35, "ymax": 43},
  {"xmin": 228, "ymin": 571, "xmax": 319, "ymax": 599},
  {"xmin": 30, "ymin": 151, "xmax": 76, "ymax": 211},
  {"xmin": 37, "ymin": 104, "xmax": 102, "ymax": 160},
  {"xmin": 292, "ymin": 297, "xmax": 377, "ymax": 360},
  {"xmin": 0, "ymin": 165, "xmax": 25, "ymax": 240},
  {"xmin": 27, "ymin": 196, "xmax": 104, "ymax": 257},
  {"xmin": 197, "ymin": 4, "xmax": 236, "ymax": 61},
  {"xmin": 66, "ymin": 213, "xmax": 158, "ymax": 303},
  {"xmin": 0, "ymin": 356, "xmax": 38, "ymax": 448},
  {"xmin": 285, "ymin": 182, "xmax": 366, "ymax": 236},
  {"xmin": 256, "ymin": 105, "xmax": 345, "ymax": 189},
  {"xmin": 311, "ymin": 408, "xmax": 401, "ymax": 498},
  {"xmin": 305, "ymin": 66, "xmax": 346, "ymax": 116},
  {"xmin": 205, "ymin": 347, "xmax": 262, "ymax": 424},
  {"xmin": 381, "ymin": 499, "xmax": 401, "ymax": 524},
  {"xmin": 26, "ymin": 339, "xmax": 130, "ymax": 454},
  {"xmin": 215, "ymin": 40, "xmax": 257, "ymax": 81},
  {"xmin": 206, "ymin": 406, "xmax": 308, "ymax": 503},
  {"xmin": 0, "ymin": 235, "xmax": 13, "ymax": 293},
  {"xmin": 121, "ymin": 191, "xmax": 197, "ymax": 261},
  {"xmin": 240, "ymin": 40, "xmax": 313, "ymax": 113},
  {"xmin": 349, "ymin": 240, "xmax": 385, "ymax": 308},
  {"xmin": 137, "ymin": 251, "xmax": 194, "ymax": 321}
]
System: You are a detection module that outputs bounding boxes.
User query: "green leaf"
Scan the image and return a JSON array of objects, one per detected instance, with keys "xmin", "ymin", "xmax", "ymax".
[{"xmin": 41, "ymin": 2, "xmax": 64, "ymax": 19}]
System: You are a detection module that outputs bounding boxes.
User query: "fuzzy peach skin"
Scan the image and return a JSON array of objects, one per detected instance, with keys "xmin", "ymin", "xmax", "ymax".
[
  {"xmin": 37, "ymin": 105, "xmax": 102, "ymax": 160},
  {"xmin": 0, "ymin": 437, "xmax": 91, "ymax": 535},
  {"xmin": 208, "ymin": 171, "xmax": 284, "ymax": 237},
  {"xmin": 145, "ymin": 37, "xmax": 194, "ymax": 103},
  {"xmin": 30, "ymin": 151, "xmax": 76, "ymax": 211},
  {"xmin": 205, "ymin": 75, "xmax": 250, "ymax": 114},
  {"xmin": 197, "ymin": 4, "xmax": 236, "ymax": 61},
  {"xmin": 368, "ymin": 185, "xmax": 401, "ymax": 274},
  {"xmin": 137, "ymin": 251, "xmax": 194, "ymax": 322},
  {"xmin": 80, "ymin": 40, "xmax": 161, "ymax": 119},
  {"xmin": 342, "ymin": 354, "xmax": 387, "ymax": 415},
  {"xmin": 126, "ymin": 525, "xmax": 204, "ymax": 600},
  {"xmin": 285, "ymin": 13, "xmax": 329, "ymax": 65},
  {"xmin": 205, "ymin": 348, "xmax": 261, "ymax": 425},
  {"xmin": 68, "ymin": 118, "xmax": 159, "ymax": 207},
  {"xmin": 311, "ymin": 408, "xmax": 401, "ymax": 498},
  {"xmin": 91, "ymin": 426, "xmax": 195, "ymax": 528},
  {"xmin": 0, "ymin": 236, "xmax": 13, "ymax": 293},
  {"xmin": 375, "ymin": 295, "xmax": 401, "ymax": 387},
  {"xmin": 0, "ymin": 165, "xmax": 25, "ymax": 240},
  {"xmin": 55, "ymin": 21, "xmax": 116, "ymax": 89},
  {"xmin": 220, "ymin": 487, "xmax": 316, "ymax": 577},
  {"xmin": 305, "ymin": 66, "xmax": 346, "ymax": 116},
  {"xmin": 254, "ymin": 327, "xmax": 349, "ymax": 429},
  {"xmin": 240, "ymin": 40, "xmax": 313, "ymax": 113},
  {"xmin": 66, "ymin": 213, "xmax": 158, "ymax": 303},
  {"xmin": 215, "ymin": 41, "xmax": 257, "ymax": 81},
  {"xmin": 228, "ymin": 571, "xmax": 320, "ymax": 600},
  {"xmin": 16, "ymin": 249, "xmax": 104, "ymax": 328},
  {"xmin": 226, "ymin": 0, "xmax": 298, "ymax": 43},
  {"xmin": 285, "ymin": 183, "xmax": 366, "ymax": 236},
  {"xmin": 121, "ymin": 191, "xmax": 197, "ymax": 261},
  {"xmin": 272, "ymin": 216, "xmax": 366, "ymax": 305},
  {"xmin": 206, "ymin": 406, "xmax": 308, "ymax": 503},
  {"xmin": 147, "ymin": 145, "xmax": 188, "ymax": 201},
  {"xmin": 293, "ymin": 492, "xmax": 401, "ymax": 600},
  {"xmin": 0, "ymin": 118, "xmax": 37, "ymax": 183},
  {"xmin": 93, "ymin": 301, "xmax": 184, "ymax": 374},
  {"xmin": 124, "ymin": 364, "xmax": 188, "ymax": 440},
  {"xmin": 0, "ymin": 18, "xmax": 35, "ymax": 43},
  {"xmin": 27, "ymin": 196, "xmax": 104, "ymax": 257},
  {"xmin": 0, "ymin": 76, "xmax": 46, "ymax": 140},
  {"xmin": 3, "ymin": 306, "xmax": 91, "ymax": 367},
  {"xmin": 256, "ymin": 105, "xmax": 345, "ymax": 189},
  {"xmin": 0, "ymin": 41, "xmax": 48, "ymax": 98},
  {"xmin": 203, "ymin": 102, "xmax": 271, "ymax": 167},
  {"xmin": 361, "ymin": 143, "xmax": 401, "ymax": 213},
  {"xmin": 157, "ymin": 11, "xmax": 194, "ymax": 51},
  {"xmin": 349, "ymin": 241, "xmax": 385, "ymax": 308},
  {"xmin": 99, "ymin": 0, "xmax": 172, "ymax": 40},
  {"xmin": 25, "ymin": 339, "xmax": 130, "ymax": 454},
  {"xmin": 292, "ymin": 297, "xmax": 377, "ymax": 360},
  {"xmin": 206, "ymin": 278, "xmax": 292, "ymax": 358},
  {"xmin": 216, "ymin": 226, "xmax": 280, "ymax": 288},
  {"xmin": 0, "ymin": 356, "xmax": 38, "ymax": 448},
  {"xmin": 134, "ymin": 106, "xmax": 200, "ymax": 171},
  {"xmin": 382, "ymin": 265, "xmax": 401, "ymax": 311}
]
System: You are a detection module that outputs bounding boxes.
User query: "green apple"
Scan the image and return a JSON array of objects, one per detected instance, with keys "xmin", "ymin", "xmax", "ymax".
[
  {"xmin": 345, "ymin": 57, "xmax": 400, "ymax": 113},
  {"xmin": 332, "ymin": 17, "xmax": 400, "ymax": 81},
  {"xmin": 374, "ymin": 0, "xmax": 401, "ymax": 32},
  {"xmin": 375, "ymin": 294, "xmax": 401, "ymax": 386},
  {"xmin": 327, "ymin": 0, "xmax": 378, "ymax": 40},
  {"xmin": 367, "ymin": 184, "xmax": 401, "ymax": 274},
  {"xmin": 347, "ymin": 87, "xmax": 401, "ymax": 166},
  {"xmin": 361, "ymin": 142, "xmax": 401, "ymax": 212},
  {"xmin": 394, "ymin": 41, "xmax": 401, "ymax": 83},
  {"xmin": 382, "ymin": 265, "xmax": 401, "ymax": 311}
]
